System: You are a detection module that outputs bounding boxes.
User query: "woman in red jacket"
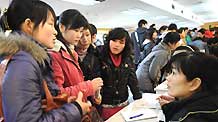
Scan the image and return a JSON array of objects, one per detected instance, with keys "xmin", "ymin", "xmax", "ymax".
[{"xmin": 49, "ymin": 9, "xmax": 103, "ymax": 101}]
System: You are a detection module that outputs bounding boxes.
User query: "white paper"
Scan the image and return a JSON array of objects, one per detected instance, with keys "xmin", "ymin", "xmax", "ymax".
[{"xmin": 121, "ymin": 108, "xmax": 157, "ymax": 122}]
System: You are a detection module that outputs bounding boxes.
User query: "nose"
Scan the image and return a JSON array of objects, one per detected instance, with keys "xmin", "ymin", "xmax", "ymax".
[
  {"xmin": 165, "ymin": 73, "xmax": 171, "ymax": 82},
  {"xmin": 53, "ymin": 27, "xmax": 58, "ymax": 36}
]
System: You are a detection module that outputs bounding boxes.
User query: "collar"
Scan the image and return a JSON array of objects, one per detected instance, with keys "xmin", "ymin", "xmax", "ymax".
[{"xmin": 109, "ymin": 53, "xmax": 122, "ymax": 67}]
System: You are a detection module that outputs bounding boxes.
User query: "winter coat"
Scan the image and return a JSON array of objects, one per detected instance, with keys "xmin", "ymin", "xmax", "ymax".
[
  {"xmin": 131, "ymin": 27, "xmax": 147, "ymax": 65},
  {"xmin": 76, "ymin": 45, "xmax": 101, "ymax": 81},
  {"xmin": 100, "ymin": 56, "xmax": 142, "ymax": 105},
  {"xmin": 136, "ymin": 42, "xmax": 171, "ymax": 92},
  {"xmin": 49, "ymin": 40, "xmax": 94, "ymax": 98},
  {"xmin": 189, "ymin": 39, "xmax": 209, "ymax": 53},
  {"xmin": 0, "ymin": 33, "xmax": 82, "ymax": 122},
  {"xmin": 140, "ymin": 40, "xmax": 155, "ymax": 61},
  {"xmin": 162, "ymin": 91, "xmax": 218, "ymax": 122}
]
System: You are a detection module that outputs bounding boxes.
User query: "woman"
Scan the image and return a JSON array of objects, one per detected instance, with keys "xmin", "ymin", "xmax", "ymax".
[
  {"xmin": 140, "ymin": 28, "xmax": 158, "ymax": 60},
  {"xmin": 49, "ymin": 9, "xmax": 103, "ymax": 101},
  {"xmin": 0, "ymin": 0, "xmax": 90, "ymax": 121},
  {"xmin": 76, "ymin": 24, "xmax": 101, "ymax": 81},
  {"xmin": 158, "ymin": 52, "xmax": 218, "ymax": 122},
  {"xmin": 99, "ymin": 28, "xmax": 142, "ymax": 120}
]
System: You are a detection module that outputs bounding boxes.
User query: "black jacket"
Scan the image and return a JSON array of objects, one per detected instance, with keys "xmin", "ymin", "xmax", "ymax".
[
  {"xmin": 162, "ymin": 91, "xmax": 218, "ymax": 122},
  {"xmin": 77, "ymin": 45, "xmax": 101, "ymax": 81},
  {"xmin": 100, "ymin": 56, "xmax": 142, "ymax": 105}
]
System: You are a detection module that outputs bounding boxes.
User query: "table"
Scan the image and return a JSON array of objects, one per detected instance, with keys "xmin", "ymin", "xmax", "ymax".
[{"xmin": 106, "ymin": 93, "xmax": 165, "ymax": 122}]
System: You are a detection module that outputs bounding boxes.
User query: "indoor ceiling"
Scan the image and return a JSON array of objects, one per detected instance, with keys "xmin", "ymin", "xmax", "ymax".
[{"xmin": 0, "ymin": 0, "xmax": 217, "ymax": 29}]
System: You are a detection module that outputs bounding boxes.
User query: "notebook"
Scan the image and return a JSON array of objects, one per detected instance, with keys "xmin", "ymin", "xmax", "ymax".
[{"xmin": 121, "ymin": 108, "xmax": 157, "ymax": 122}]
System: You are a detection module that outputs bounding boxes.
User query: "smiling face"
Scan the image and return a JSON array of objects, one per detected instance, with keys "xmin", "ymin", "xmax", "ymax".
[
  {"xmin": 109, "ymin": 38, "xmax": 126, "ymax": 55},
  {"xmin": 32, "ymin": 12, "xmax": 57, "ymax": 49}
]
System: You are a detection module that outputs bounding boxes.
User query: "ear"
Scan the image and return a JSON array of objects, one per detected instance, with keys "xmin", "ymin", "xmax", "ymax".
[
  {"xmin": 189, "ymin": 78, "xmax": 201, "ymax": 92},
  {"xmin": 21, "ymin": 18, "xmax": 34, "ymax": 35},
  {"xmin": 92, "ymin": 34, "xmax": 97, "ymax": 42},
  {"xmin": 59, "ymin": 24, "xmax": 66, "ymax": 33}
]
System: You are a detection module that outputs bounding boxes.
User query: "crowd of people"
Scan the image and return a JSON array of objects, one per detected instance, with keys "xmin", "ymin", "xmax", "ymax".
[{"xmin": 0, "ymin": 0, "xmax": 218, "ymax": 121}]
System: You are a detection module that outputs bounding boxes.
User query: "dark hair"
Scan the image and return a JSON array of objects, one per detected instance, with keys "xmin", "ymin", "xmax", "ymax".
[
  {"xmin": 82, "ymin": 24, "xmax": 93, "ymax": 37},
  {"xmin": 159, "ymin": 25, "xmax": 168, "ymax": 33},
  {"xmin": 198, "ymin": 28, "xmax": 206, "ymax": 34},
  {"xmin": 1, "ymin": 0, "xmax": 56, "ymax": 31},
  {"xmin": 145, "ymin": 28, "xmax": 157, "ymax": 41},
  {"xmin": 169, "ymin": 52, "xmax": 218, "ymax": 92},
  {"xmin": 177, "ymin": 27, "xmax": 185, "ymax": 34},
  {"xmin": 103, "ymin": 27, "xmax": 132, "ymax": 60},
  {"xmin": 56, "ymin": 9, "xmax": 88, "ymax": 40},
  {"xmin": 89, "ymin": 23, "xmax": 97, "ymax": 35},
  {"xmin": 58, "ymin": 9, "xmax": 88, "ymax": 30},
  {"xmin": 192, "ymin": 28, "xmax": 197, "ymax": 31},
  {"xmin": 138, "ymin": 19, "xmax": 147, "ymax": 27},
  {"xmin": 168, "ymin": 23, "xmax": 177, "ymax": 31},
  {"xmin": 163, "ymin": 32, "xmax": 180, "ymax": 44},
  {"xmin": 149, "ymin": 24, "xmax": 155, "ymax": 29}
]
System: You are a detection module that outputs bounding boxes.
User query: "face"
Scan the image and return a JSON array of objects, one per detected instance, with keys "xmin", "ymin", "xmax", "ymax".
[
  {"xmin": 180, "ymin": 30, "xmax": 186, "ymax": 39},
  {"xmin": 61, "ymin": 26, "xmax": 83, "ymax": 46},
  {"xmin": 109, "ymin": 38, "xmax": 125, "ymax": 55},
  {"xmin": 32, "ymin": 12, "xmax": 57, "ymax": 49},
  {"xmin": 197, "ymin": 32, "xmax": 204, "ymax": 38},
  {"xmin": 152, "ymin": 31, "xmax": 158, "ymax": 40},
  {"xmin": 78, "ymin": 28, "xmax": 92, "ymax": 49},
  {"xmin": 166, "ymin": 68, "xmax": 194, "ymax": 99}
]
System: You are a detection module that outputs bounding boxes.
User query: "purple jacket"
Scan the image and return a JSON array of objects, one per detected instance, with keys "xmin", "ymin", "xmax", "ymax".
[{"xmin": 0, "ymin": 34, "xmax": 82, "ymax": 122}]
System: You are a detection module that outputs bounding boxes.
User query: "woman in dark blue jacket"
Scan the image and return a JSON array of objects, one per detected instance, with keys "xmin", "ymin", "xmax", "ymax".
[{"xmin": 0, "ymin": 0, "xmax": 90, "ymax": 121}]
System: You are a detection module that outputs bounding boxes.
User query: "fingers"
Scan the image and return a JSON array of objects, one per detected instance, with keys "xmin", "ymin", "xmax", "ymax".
[
  {"xmin": 86, "ymin": 101, "xmax": 92, "ymax": 113},
  {"xmin": 76, "ymin": 91, "xmax": 83, "ymax": 101},
  {"xmin": 67, "ymin": 96, "xmax": 76, "ymax": 103},
  {"xmin": 159, "ymin": 95, "xmax": 175, "ymax": 101}
]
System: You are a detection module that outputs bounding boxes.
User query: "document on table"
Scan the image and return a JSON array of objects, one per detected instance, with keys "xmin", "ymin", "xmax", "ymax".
[{"xmin": 121, "ymin": 108, "xmax": 157, "ymax": 122}]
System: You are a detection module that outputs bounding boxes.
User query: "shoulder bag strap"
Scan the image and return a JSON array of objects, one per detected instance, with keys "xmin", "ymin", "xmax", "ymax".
[{"xmin": 42, "ymin": 79, "xmax": 58, "ymax": 112}]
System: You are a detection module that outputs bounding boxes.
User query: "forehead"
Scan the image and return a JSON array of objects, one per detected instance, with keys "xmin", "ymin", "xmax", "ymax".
[
  {"xmin": 47, "ymin": 11, "xmax": 55, "ymax": 21},
  {"xmin": 83, "ymin": 29, "xmax": 91, "ymax": 33},
  {"xmin": 115, "ymin": 37, "xmax": 126, "ymax": 42}
]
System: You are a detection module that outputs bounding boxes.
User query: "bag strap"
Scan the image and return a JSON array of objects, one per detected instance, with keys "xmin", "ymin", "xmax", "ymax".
[
  {"xmin": 42, "ymin": 79, "xmax": 57, "ymax": 110},
  {"xmin": 0, "ymin": 56, "xmax": 12, "ymax": 121}
]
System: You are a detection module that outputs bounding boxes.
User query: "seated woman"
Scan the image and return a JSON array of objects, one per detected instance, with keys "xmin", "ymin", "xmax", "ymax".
[{"xmin": 158, "ymin": 52, "xmax": 218, "ymax": 122}]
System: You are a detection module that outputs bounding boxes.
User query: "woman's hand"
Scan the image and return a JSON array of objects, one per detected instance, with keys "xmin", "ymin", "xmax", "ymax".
[
  {"xmin": 75, "ymin": 92, "xmax": 92, "ymax": 115},
  {"xmin": 157, "ymin": 95, "xmax": 175, "ymax": 106},
  {"xmin": 91, "ymin": 77, "xmax": 103, "ymax": 92}
]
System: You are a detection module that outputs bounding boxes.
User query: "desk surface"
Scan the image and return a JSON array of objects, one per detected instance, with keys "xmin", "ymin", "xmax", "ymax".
[{"xmin": 106, "ymin": 93, "xmax": 164, "ymax": 122}]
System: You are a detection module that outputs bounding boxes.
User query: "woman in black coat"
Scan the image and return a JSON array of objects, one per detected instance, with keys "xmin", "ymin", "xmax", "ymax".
[
  {"xmin": 158, "ymin": 52, "xmax": 218, "ymax": 122},
  {"xmin": 99, "ymin": 28, "xmax": 142, "ymax": 120}
]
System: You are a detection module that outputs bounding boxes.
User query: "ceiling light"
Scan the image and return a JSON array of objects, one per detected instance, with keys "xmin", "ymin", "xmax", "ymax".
[
  {"xmin": 121, "ymin": 8, "xmax": 147, "ymax": 15},
  {"xmin": 152, "ymin": 16, "xmax": 169, "ymax": 20},
  {"xmin": 60, "ymin": 0, "xmax": 100, "ymax": 6}
]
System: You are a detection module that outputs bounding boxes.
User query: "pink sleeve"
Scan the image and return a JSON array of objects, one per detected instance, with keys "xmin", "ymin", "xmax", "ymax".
[
  {"xmin": 60, "ymin": 81, "xmax": 94, "ymax": 99},
  {"xmin": 50, "ymin": 52, "xmax": 95, "ymax": 99}
]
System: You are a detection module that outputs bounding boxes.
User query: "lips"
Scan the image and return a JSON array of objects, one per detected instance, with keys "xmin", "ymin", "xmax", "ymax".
[{"xmin": 112, "ymin": 48, "xmax": 119, "ymax": 51}]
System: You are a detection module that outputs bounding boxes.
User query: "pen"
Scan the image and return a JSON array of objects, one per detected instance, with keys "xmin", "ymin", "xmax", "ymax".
[{"xmin": 129, "ymin": 113, "xmax": 144, "ymax": 119}]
